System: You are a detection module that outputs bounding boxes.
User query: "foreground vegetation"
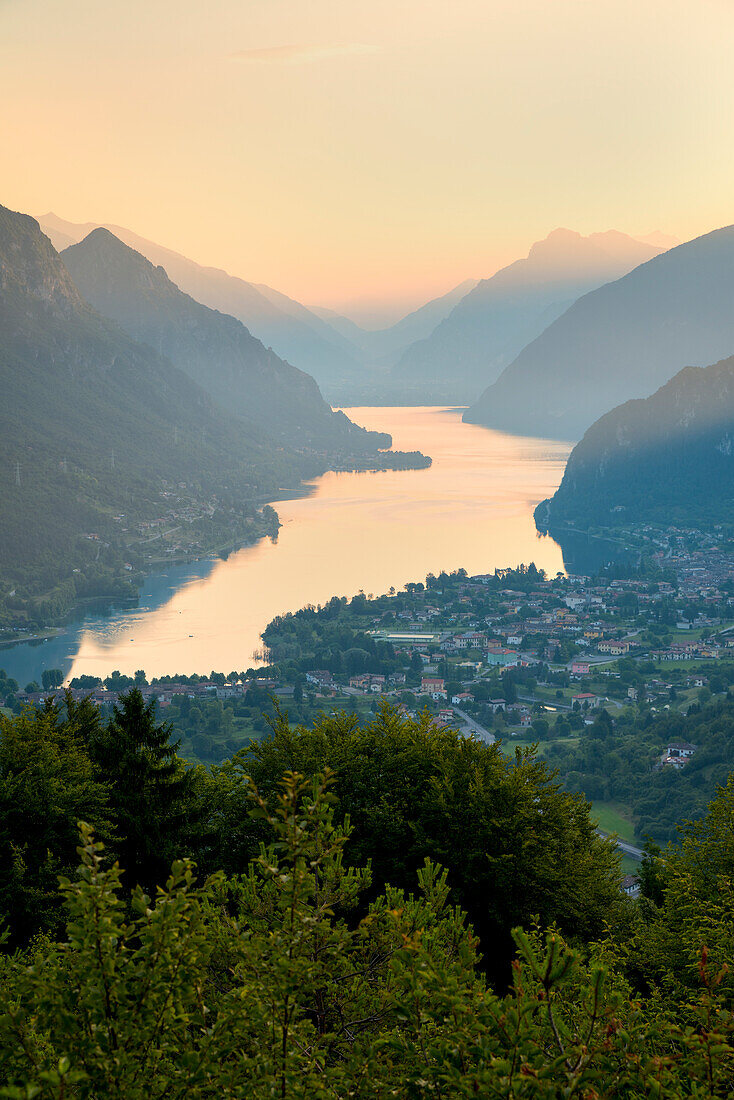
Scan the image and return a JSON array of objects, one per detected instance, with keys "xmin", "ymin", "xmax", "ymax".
[{"xmin": 1, "ymin": 691, "xmax": 734, "ymax": 1096}]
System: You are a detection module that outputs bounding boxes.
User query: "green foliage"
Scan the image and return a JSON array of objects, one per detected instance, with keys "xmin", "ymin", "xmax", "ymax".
[
  {"xmin": 548, "ymin": 697, "xmax": 734, "ymax": 843},
  {"xmin": 240, "ymin": 702, "xmax": 624, "ymax": 984},
  {"xmin": 2, "ymin": 774, "xmax": 734, "ymax": 1097},
  {"xmin": 0, "ymin": 776, "xmax": 482, "ymax": 1098},
  {"xmin": 0, "ymin": 698, "xmax": 112, "ymax": 942},
  {"xmin": 89, "ymin": 690, "xmax": 198, "ymax": 890},
  {"xmin": 631, "ymin": 776, "xmax": 734, "ymax": 1008}
]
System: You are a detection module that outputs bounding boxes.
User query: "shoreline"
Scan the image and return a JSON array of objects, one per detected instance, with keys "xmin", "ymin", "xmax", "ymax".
[{"xmin": 0, "ymin": 449, "xmax": 432, "ymax": 661}]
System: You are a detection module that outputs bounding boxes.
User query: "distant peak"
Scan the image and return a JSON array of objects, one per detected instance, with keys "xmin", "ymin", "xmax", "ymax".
[
  {"xmin": 84, "ymin": 226, "xmax": 118, "ymax": 242},
  {"xmin": 72, "ymin": 226, "xmax": 148, "ymax": 264},
  {"xmin": 526, "ymin": 228, "xmax": 587, "ymax": 263},
  {"xmin": 544, "ymin": 227, "xmax": 582, "ymax": 243}
]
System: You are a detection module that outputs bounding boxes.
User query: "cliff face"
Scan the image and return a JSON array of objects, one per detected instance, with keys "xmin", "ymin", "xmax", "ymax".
[
  {"xmin": 466, "ymin": 225, "xmax": 734, "ymax": 440},
  {"xmin": 537, "ymin": 356, "xmax": 734, "ymax": 530}
]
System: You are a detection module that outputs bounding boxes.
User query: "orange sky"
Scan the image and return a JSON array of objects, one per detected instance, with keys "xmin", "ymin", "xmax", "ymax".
[{"xmin": 3, "ymin": 0, "xmax": 734, "ymax": 321}]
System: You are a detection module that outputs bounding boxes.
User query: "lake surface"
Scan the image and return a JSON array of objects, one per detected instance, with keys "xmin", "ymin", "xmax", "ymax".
[{"xmin": 2, "ymin": 408, "xmax": 572, "ymax": 684}]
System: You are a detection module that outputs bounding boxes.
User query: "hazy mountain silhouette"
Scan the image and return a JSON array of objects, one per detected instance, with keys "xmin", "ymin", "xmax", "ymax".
[
  {"xmin": 39, "ymin": 214, "xmax": 489, "ymax": 402},
  {"xmin": 314, "ymin": 278, "xmax": 479, "ymax": 363},
  {"xmin": 0, "ymin": 204, "xmax": 310, "ymax": 582},
  {"xmin": 62, "ymin": 228, "xmax": 387, "ymax": 452},
  {"xmin": 465, "ymin": 225, "xmax": 734, "ymax": 440},
  {"xmin": 536, "ymin": 355, "xmax": 734, "ymax": 529},
  {"xmin": 393, "ymin": 229, "xmax": 667, "ymax": 402},
  {"xmin": 38, "ymin": 213, "xmax": 364, "ymax": 390}
]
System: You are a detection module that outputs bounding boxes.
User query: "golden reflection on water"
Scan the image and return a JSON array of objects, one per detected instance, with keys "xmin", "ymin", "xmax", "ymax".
[{"xmin": 67, "ymin": 408, "xmax": 571, "ymax": 680}]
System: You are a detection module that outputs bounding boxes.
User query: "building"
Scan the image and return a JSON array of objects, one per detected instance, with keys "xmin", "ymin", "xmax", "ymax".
[
  {"xmin": 486, "ymin": 647, "xmax": 520, "ymax": 668},
  {"xmin": 598, "ymin": 640, "xmax": 631, "ymax": 656},
  {"xmin": 572, "ymin": 692, "xmax": 601, "ymax": 709},
  {"xmin": 571, "ymin": 661, "xmax": 590, "ymax": 676},
  {"xmin": 663, "ymin": 741, "xmax": 696, "ymax": 767},
  {"xmin": 421, "ymin": 677, "xmax": 445, "ymax": 693},
  {"xmin": 350, "ymin": 673, "xmax": 384, "ymax": 692},
  {"xmin": 305, "ymin": 670, "xmax": 333, "ymax": 687}
]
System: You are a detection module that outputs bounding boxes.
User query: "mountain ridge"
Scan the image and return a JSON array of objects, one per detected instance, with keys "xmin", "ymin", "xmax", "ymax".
[
  {"xmin": 61, "ymin": 227, "xmax": 388, "ymax": 453},
  {"xmin": 0, "ymin": 204, "xmax": 314, "ymax": 619},
  {"xmin": 38, "ymin": 213, "xmax": 365, "ymax": 391},
  {"xmin": 535, "ymin": 354, "xmax": 734, "ymax": 530},
  {"xmin": 393, "ymin": 228, "xmax": 667, "ymax": 403},
  {"xmin": 465, "ymin": 224, "xmax": 734, "ymax": 439}
]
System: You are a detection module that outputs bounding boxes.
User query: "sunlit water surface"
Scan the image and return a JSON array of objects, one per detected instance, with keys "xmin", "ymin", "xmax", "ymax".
[{"xmin": 3, "ymin": 408, "xmax": 571, "ymax": 683}]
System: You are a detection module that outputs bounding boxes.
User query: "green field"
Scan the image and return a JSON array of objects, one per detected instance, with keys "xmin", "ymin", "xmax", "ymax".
[{"xmin": 592, "ymin": 801, "xmax": 636, "ymax": 845}]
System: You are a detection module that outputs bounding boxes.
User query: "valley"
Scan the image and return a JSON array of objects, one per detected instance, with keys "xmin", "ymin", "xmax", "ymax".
[
  {"xmin": 0, "ymin": 407, "xmax": 570, "ymax": 683},
  {"xmin": 6, "ymin": 6, "xmax": 734, "ymax": 1093}
]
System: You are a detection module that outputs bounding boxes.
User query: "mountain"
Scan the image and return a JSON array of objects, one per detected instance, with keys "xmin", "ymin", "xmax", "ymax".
[
  {"xmin": 310, "ymin": 307, "xmax": 368, "ymax": 346},
  {"xmin": 535, "ymin": 355, "xmax": 734, "ymax": 531},
  {"xmin": 37, "ymin": 214, "xmax": 363, "ymax": 391},
  {"xmin": 313, "ymin": 279, "xmax": 480, "ymax": 363},
  {"xmin": 0, "ymin": 205, "xmax": 327, "ymax": 614},
  {"xmin": 62, "ymin": 228, "xmax": 386, "ymax": 453},
  {"xmin": 393, "ymin": 229, "xmax": 667, "ymax": 402},
  {"xmin": 465, "ymin": 225, "xmax": 734, "ymax": 440}
]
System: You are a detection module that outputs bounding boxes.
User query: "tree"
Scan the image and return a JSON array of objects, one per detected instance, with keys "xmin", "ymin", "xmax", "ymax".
[
  {"xmin": 89, "ymin": 689, "xmax": 197, "ymax": 889},
  {"xmin": 502, "ymin": 673, "xmax": 517, "ymax": 703},
  {"xmin": 0, "ymin": 778, "xmax": 481, "ymax": 1098},
  {"xmin": 0, "ymin": 698, "xmax": 112, "ymax": 942},
  {"xmin": 243, "ymin": 703, "xmax": 623, "ymax": 985},
  {"xmin": 531, "ymin": 717, "xmax": 550, "ymax": 740},
  {"xmin": 632, "ymin": 775, "xmax": 734, "ymax": 1008},
  {"xmin": 41, "ymin": 668, "xmax": 64, "ymax": 690},
  {"xmin": 3, "ymin": 782, "xmax": 734, "ymax": 1098}
]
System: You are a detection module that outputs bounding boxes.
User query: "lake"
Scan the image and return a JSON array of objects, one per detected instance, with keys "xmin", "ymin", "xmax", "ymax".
[{"xmin": 1, "ymin": 408, "xmax": 573, "ymax": 685}]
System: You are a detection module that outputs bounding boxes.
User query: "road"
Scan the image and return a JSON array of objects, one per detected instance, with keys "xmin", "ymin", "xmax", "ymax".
[
  {"xmin": 597, "ymin": 830, "xmax": 644, "ymax": 862},
  {"xmin": 452, "ymin": 708, "xmax": 496, "ymax": 743}
]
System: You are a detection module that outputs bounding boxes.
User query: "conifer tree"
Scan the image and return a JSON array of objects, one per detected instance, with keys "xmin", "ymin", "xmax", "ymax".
[{"xmin": 91, "ymin": 688, "xmax": 194, "ymax": 888}]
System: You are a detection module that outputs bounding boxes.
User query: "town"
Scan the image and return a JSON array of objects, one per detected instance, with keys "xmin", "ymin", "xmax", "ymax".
[{"xmin": 3, "ymin": 524, "xmax": 734, "ymax": 851}]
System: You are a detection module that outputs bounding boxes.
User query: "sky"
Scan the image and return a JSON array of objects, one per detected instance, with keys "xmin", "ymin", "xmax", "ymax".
[{"xmin": 2, "ymin": 0, "xmax": 734, "ymax": 324}]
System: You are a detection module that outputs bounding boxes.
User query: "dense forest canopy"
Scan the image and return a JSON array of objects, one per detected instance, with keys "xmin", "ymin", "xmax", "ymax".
[{"xmin": 1, "ymin": 691, "xmax": 734, "ymax": 1096}]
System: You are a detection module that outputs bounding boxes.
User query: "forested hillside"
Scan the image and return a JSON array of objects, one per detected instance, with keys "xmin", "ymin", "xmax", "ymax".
[
  {"xmin": 0, "ymin": 206, "xmax": 316, "ymax": 625},
  {"xmin": 536, "ymin": 355, "xmax": 734, "ymax": 530},
  {"xmin": 0, "ymin": 206, "xmax": 428, "ymax": 630}
]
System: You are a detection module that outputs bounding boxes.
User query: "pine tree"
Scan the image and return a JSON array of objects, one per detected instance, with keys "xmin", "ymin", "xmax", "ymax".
[{"xmin": 91, "ymin": 689, "xmax": 195, "ymax": 888}]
